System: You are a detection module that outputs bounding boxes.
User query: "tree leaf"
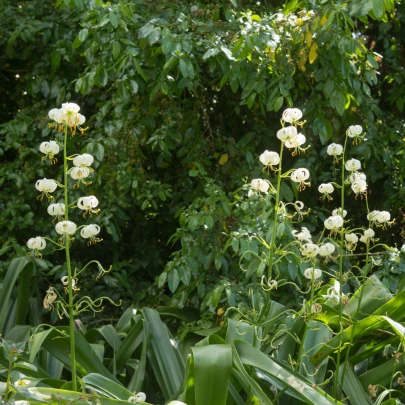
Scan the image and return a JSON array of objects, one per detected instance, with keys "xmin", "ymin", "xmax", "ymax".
[{"xmin": 309, "ymin": 42, "xmax": 319, "ymax": 64}]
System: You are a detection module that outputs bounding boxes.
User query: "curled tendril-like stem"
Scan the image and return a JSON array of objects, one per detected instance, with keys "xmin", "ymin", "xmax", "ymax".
[
  {"xmin": 73, "ymin": 296, "xmax": 122, "ymax": 317},
  {"xmin": 74, "ymin": 261, "xmax": 113, "ymax": 279}
]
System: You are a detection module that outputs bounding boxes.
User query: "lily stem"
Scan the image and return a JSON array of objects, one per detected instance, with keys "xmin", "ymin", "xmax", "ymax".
[{"xmin": 64, "ymin": 125, "xmax": 77, "ymax": 391}]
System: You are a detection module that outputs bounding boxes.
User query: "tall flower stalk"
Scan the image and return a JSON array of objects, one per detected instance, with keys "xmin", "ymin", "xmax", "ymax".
[
  {"xmin": 63, "ymin": 123, "xmax": 77, "ymax": 391},
  {"xmin": 27, "ymin": 103, "xmax": 108, "ymax": 391}
]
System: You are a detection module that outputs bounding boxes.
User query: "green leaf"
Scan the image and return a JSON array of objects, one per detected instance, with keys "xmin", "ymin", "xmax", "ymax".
[
  {"xmin": 211, "ymin": 285, "xmax": 223, "ymax": 308},
  {"xmin": 338, "ymin": 365, "xmax": 373, "ymax": 405},
  {"xmin": 29, "ymin": 329, "xmax": 54, "ymax": 363},
  {"xmin": 235, "ymin": 340, "xmax": 344, "ymax": 405},
  {"xmin": 0, "ymin": 257, "xmax": 33, "ymax": 334},
  {"xmin": 42, "ymin": 327, "xmax": 119, "ymax": 382},
  {"xmin": 99, "ymin": 325, "xmax": 122, "ymax": 352},
  {"xmin": 168, "ymin": 268, "xmax": 180, "ymax": 292},
  {"xmin": 141, "ymin": 308, "xmax": 184, "ymax": 399},
  {"xmin": 205, "ymin": 215, "xmax": 214, "ymax": 229},
  {"xmin": 203, "ymin": 48, "xmax": 219, "ymax": 60},
  {"xmin": 162, "ymin": 37, "xmax": 172, "ymax": 54},
  {"xmin": 129, "ymin": 80, "xmax": 138, "ymax": 94},
  {"xmin": 82, "ymin": 373, "xmax": 132, "ymax": 399},
  {"xmin": 273, "ymin": 96, "xmax": 284, "ymax": 112},
  {"xmin": 372, "ymin": 0, "xmax": 384, "ymax": 18},
  {"xmin": 112, "ymin": 41, "xmax": 121, "ymax": 60},
  {"xmin": 330, "ymin": 90, "xmax": 346, "ymax": 115},
  {"xmin": 179, "ymin": 59, "xmax": 188, "ymax": 78},
  {"xmin": 78, "ymin": 28, "xmax": 88, "ymax": 42},
  {"xmin": 158, "ymin": 272, "xmax": 167, "ymax": 288},
  {"xmin": 192, "ymin": 345, "xmax": 232, "ymax": 405},
  {"xmin": 109, "ymin": 10, "xmax": 118, "ymax": 28},
  {"xmin": 115, "ymin": 321, "xmax": 143, "ymax": 371}
]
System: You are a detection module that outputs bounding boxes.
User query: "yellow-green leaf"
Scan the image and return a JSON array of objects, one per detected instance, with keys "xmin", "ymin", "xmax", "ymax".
[
  {"xmin": 309, "ymin": 42, "xmax": 318, "ymax": 64},
  {"xmin": 218, "ymin": 153, "xmax": 229, "ymax": 165}
]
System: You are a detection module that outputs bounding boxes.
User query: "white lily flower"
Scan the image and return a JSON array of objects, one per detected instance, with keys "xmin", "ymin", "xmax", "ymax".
[
  {"xmin": 324, "ymin": 215, "xmax": 344, "ymax": 231},
  {"xmin": 345, "ymin": 233, "xmax": 358, "ymax": 244},
  {"xmin": 291, "ymin": 168, "xmax": 310, "ymax": 191},
  {"xmin": 292, "ymin": 227, "xmax": 312, "ymax": 243},
  {"xmin": 347, "ymin": 125, "xmax": 364, "ymax": 144},
  {"xmin": 301, "ymin": 243, "xmax": 319, "ymax": 258},
  {"xmin": 48, "ymin": 108, "xmax": 64, "ymax": 124},
  {"xmin": 73, "ymin": 153, "xmax": 94, "ymax": 167},
  {"xmin": 78, "ymin": 196, "xmax": 99, "ymax": 216},
  {"xmin": 35, "ymin": 178, "xmax": 58, "ymax": 201},
  {"xmin": 27, "ymin": 237, "xmax": 46, "ymax": 257},
  {"xmin": 277, "ymin": 126, "xmax": 298, "ymax": 143},
  {"xmin": 39, "ymin": 141, "xmax": 60, "ymax": 163},
  {"xmin": 345, "ymin": 233, "xmax": 358, "ymax": 250},
  {"xmin": 55, "ymin": 221, "xmax": 77, "ymax": 235},
  {"xmin": 250, "ymin": 178, "xmax": 270, "ymax": 194},
  {"xmin": 349, "ymin": 172, "xmax": 366, "ymax": 183},
  {"xmin": 319, "ymin": 242, "xmax": 336, "ymax": 257},
  {"xmin": 282, "ymin": 108, "xmax": 303, "ymax": 124},
  {"xmin": 318, "ymin": 183, "xmax": 334, "ymax": 200},
  {"xmin": 61, "ymin": 276, "xmax": 78, "ymax": 290},
  {"xmin": 304, "ymin": 267, "xmax": 322, "ymax": 280},
  {"xmin": 347, "ymin": 125, "xmax": 362, "ymax": 138},
  {"xmin": 375, "ymin": 211, "xmax": 391, "ymax": 228},
  {"xmin": 327, "ymin": 143, "xmax": 343, "ymax": 158},
  {"xmin": 360, "ymin": 228, "xmax": 375, "ymax": 244},
  {"xmin": 351, "ymin": 180, "xmax": 367, "ymax": 196},
  {"xmin": 68, "ymin": 167, "xmax": 91, "ymax": 187},
  {"xmin": 259, "ymin": 150, "xmax": 280, "ymax": 168},
  {"xmin": 48, "ymin": 103, "xmax": 87, "ymax": 135},
  {"xmin": 81, "ymin": 224, "xmax": 102, "ymax": 245},
  {"xmin": 332, "ymin": 208, "xmax": 347, "ymax": 218},
  {"xmin": 47, "ymin": 203, "xmax": 65, "ymax": 222},
  {"xmin": 285, "ymin": 133, "xmax": 307, "ymax": 155},
  {"xmin": 47, "ymin": 203, "xmax": 65, "ymax": 216},
  {"xmin": 61, "ymin": 102, "xmax": 80, "ymax": 113},
  {"xmin": 323, "ymin": 280, "xmax": 341, "ymax": 304},
  {"xmin": 345, "ymin": 158, "xmax": 361, "ymax": 172}
]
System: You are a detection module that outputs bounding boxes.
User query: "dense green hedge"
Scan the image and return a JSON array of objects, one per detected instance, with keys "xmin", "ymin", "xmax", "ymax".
[{"xmin": 1, "ymin": 0, "xmax": 404, "ymax": 319}]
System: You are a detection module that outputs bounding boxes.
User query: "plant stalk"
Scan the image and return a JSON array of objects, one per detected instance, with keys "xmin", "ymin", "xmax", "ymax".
[
  {"xmin": 334, "ymin": 135, "xmax": 349, "ymax": 400},
  {"xmin": 63, "ymin": 125, "xmax": 77, "ymax": 391},
  {"xmin": 258, "ymin": 143, "xmax": 284, "ymax": 326}
]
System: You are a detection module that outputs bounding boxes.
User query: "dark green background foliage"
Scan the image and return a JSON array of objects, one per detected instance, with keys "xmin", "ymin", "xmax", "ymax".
[{"xmin": 1, "ymin": 0, "xmax": 404, "ymax": 320}]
